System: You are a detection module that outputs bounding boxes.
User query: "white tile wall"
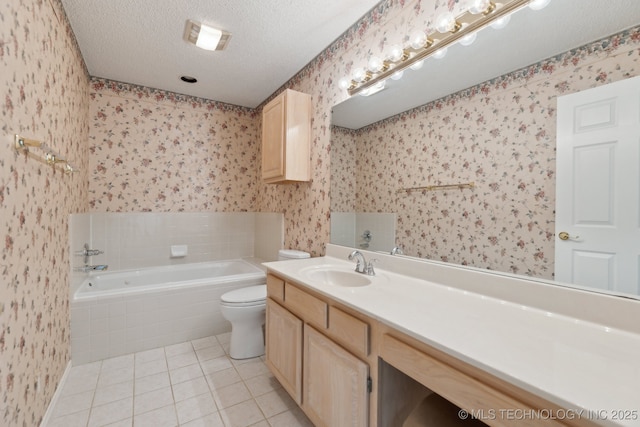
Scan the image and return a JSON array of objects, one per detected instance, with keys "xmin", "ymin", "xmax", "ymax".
[
  {"xmin": 356, "ymin": 212, "xmax": 396, "ymax": 252},
  {"xmin": 71, "ymin": 212, "xmax": 283, "ymax": 273},
  {"xmin": 330, "ymin": 211, "xmax": 396, "ymax": 252}
]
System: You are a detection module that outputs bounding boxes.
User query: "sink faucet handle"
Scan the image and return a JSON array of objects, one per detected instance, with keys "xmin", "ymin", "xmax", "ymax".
[{"xmin": 365, "ymin": 258, "xmax": 378, "ymax": 276}]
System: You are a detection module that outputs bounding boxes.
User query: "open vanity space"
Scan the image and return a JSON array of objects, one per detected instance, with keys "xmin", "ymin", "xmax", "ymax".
[{"xmin": 263, "ymin": 245, "xmax": 640, "ymax": 427}]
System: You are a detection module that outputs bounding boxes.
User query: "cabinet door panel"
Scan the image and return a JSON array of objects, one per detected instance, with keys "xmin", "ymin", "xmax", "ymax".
[
  {"xmin": 303, "ymin": 324, "xmax": 369, "ymax": 427},
  {"xmin": 265, "ymin": 299, "xmax": 302, "ymax": 403},
  {"xmin": 262, "ymin": 97, "xmax": 285, "ymax": 180}
]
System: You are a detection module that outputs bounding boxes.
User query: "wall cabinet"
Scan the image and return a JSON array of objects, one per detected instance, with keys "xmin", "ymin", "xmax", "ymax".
[{"xmin": 261, "ymin": 89, "xmax": 311, "ymax": 183}]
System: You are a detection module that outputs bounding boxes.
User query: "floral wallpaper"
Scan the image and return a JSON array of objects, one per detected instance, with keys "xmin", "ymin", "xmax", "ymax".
[
  {"xmin": 1, "ymin": 0, "xmax": 90, "ymax": 425},
  {"xmin": 89, "ymin": 79, "xmax": 259, "ymax": 213},
  {"xmin": 331, "ymin": 26, "xmax": 640, "ymax": 279}
]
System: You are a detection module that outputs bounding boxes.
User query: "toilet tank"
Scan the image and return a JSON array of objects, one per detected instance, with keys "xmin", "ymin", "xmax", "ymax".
[{"xmin": 278, "ymin": 249, "xmax": 310, "ymax": 260}]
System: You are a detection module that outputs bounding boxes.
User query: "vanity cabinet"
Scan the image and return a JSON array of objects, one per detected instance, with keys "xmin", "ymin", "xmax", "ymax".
[
  {"xmin": 265, "ymin": 274, "xmax": 373, "ymax": 426},
  {"xmin": 265, "ymin": 270, "xmax": 598, "ymax": 427},
  {"xmin": 261, "ymin": 88, "xmax": 311, "ymax": 183}
]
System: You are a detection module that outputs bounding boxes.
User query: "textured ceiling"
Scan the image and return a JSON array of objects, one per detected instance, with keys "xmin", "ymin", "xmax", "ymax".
[{"xmin": 60, "ymin": 0, "xmax": 380, "ymax": 108}]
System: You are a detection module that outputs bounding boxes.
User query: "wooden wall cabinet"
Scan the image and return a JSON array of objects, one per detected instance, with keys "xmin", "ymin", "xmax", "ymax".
[{"xmin": 261, "ymin": 89, "xmax": 311, "ymax": 183}]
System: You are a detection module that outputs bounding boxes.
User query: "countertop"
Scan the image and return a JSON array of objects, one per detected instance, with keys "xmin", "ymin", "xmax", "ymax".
[{"xmin": 263, "ymin": 249, "xmax": 640, "ymax": 427}]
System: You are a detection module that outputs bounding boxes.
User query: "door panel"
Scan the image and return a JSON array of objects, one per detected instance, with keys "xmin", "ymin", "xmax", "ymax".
[{"xmin": 556, "ymin": 76, "xmax": 640, "ymax": 295}]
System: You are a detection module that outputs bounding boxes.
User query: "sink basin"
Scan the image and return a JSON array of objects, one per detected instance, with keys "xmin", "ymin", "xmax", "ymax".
[{"xmin": 302, "ymin": 267, "xmax": 372, "ymax": 287}]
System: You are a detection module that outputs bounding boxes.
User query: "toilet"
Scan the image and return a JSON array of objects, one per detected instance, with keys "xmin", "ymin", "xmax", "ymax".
[{"xmin": 220, "ymin": 249, "xmax": 310, "ymax": 359}]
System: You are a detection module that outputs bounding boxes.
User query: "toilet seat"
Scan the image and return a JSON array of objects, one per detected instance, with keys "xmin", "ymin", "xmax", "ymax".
[{"xmin": 221, "ymin": 284, "xmax": 266, "ymax": 307}]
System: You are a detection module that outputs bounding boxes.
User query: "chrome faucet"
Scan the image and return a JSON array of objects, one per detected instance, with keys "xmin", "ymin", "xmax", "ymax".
[
  {"xmin": 74, "ymin": 265, "xmax": 109, "ymax": 273},
  {"xmin": 390, "ymin": 246, "xmax": 404, "ymax": 255},
  {"xmin": 75, "ymin": 243, "xmax": 104, "ymax": 264},
  {"xmin": 348, "ymin": 250, "xmax": 377, "ymax": 276}
]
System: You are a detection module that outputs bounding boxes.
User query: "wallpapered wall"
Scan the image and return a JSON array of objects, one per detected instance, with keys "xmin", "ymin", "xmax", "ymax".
[
  {"xmin": 88, "ymin": 79, "xmax": 260, "ymax": 213},
  {"xmin": 1, "ymin": 0, "xmax": 90, "ymax": 425},
  {"xmin": 331, "ymin": 26, "xmax": 640, "ymax": 279}
]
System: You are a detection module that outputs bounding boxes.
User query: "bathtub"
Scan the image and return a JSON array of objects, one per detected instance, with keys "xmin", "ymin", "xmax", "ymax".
[{"xmin": 70, "ymin": 259, "xmax": 266, "ymax": 365}]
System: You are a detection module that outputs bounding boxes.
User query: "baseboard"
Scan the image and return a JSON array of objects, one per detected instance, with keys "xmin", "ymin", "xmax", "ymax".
[{"xmin": 39, "ymin": 360, "xmax": 72, "ymax": 427}]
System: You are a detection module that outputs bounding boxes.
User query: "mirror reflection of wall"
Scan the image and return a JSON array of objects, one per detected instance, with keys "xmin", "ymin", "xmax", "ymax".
[{"xmin": 330, "ymin": 24, "xmax": 640, "ymax": 283}]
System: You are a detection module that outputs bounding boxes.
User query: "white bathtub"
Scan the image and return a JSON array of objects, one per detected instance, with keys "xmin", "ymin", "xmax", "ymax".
[{"xmin": 70, "ymin": 259, "xmax": 266, "ymax": 365}]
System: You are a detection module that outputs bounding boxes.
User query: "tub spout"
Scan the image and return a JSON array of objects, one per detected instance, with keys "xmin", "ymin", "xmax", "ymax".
[{"xmin": 74, "ymin": 265, "xmax": 109, "ymax": 273}]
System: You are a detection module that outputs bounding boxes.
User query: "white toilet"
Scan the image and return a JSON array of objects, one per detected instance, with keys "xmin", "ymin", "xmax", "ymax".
[{"xmin": 220, "ymin": 250, "xmax": 310, "ymax": 359}]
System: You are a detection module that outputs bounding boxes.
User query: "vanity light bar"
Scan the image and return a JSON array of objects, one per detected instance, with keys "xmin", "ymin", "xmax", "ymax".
[{"xmin": 344, "ymin": 0, "xmax": 542, "ymax": 97}]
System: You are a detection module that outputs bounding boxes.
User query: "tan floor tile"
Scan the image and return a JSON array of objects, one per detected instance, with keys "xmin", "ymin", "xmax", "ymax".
[{"xmin": 219, "ymin": 399, "xmax": 265, "ymax": 427}]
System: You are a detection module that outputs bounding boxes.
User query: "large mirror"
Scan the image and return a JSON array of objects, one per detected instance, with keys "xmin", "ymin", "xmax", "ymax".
[{"xmin": 330, "ymin": 0, "xmax": 640, "ymax": 298}]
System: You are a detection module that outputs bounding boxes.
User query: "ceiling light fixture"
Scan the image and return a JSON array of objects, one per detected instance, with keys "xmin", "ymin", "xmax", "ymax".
[
  {"xmin": 340, "ymin": 0, "xmax": 550, "ymax": 96},
  {"xmin": 184, "ymin": 20, "xmax": 231, "ymax": 51}
]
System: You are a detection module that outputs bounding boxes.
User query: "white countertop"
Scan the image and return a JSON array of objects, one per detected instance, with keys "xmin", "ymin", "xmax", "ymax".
[{"xmin": 263, "ymin": 251, "xmax": 640, "ymax": 427}]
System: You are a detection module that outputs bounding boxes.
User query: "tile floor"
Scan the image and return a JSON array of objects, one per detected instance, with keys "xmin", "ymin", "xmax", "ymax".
[{"xmin": 46, "ymin": 333, "xmax": 314, "ymax": 427}]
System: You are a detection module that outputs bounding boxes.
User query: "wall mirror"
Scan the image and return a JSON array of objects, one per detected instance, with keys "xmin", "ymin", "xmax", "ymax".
[{"xmin": 330, "ymin": 0, "xmax": 640, "ymax": 299}]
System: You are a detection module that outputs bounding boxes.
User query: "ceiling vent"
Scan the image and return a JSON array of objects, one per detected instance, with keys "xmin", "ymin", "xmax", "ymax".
[{"xmin": 184, "ymin": 20, "xmax": 231, "ymax": 51}]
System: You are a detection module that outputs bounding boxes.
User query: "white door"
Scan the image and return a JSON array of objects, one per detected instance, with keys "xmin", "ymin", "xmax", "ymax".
[{"xmin": 556, "ymin": 76, "xmax": 640, "ymax": 295}]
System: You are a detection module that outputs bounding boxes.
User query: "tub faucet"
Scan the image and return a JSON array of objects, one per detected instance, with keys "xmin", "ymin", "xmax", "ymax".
[
  {"xmin": 348, "ymin": 250, "xmax": 377, "ymax": 276},
  {"xmin": 74, "ymin": 265, "xmax": 109, "ymax": 273},
  {"xmin": 75, "ymin": 243, "xmax": 104, "ymax": 264}
]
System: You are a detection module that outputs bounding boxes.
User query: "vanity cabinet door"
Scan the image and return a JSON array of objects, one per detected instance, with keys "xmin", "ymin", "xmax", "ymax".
[
  {"xmin": 303, "ymin": 324, "xmax": 369, "ymax": 427},
  {"xmin": 265, "ymin": 298, "xmax": 303, "ymax": 404}
]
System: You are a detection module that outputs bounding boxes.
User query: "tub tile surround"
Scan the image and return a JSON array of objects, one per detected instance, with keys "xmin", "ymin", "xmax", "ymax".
[
  {"xmin": 71, "ymin": 212, "xmax": 283, "ymax": 281},
  {"xmin": 45, "ymin": 333, "xmax": 313, "ymax": 427},
  {"xmin": 264, "ymin": 244, "xmax": 640, "ymax": 425}
]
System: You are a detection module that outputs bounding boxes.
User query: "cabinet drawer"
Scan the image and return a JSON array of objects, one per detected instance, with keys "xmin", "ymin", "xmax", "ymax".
[
  {"xmin": 284, "ymin": 283, "xmax": 327, "ymax": 329},
  {"xmin": 267, "ymin": 274, "xmax": 285, "ymax": 301},
  {"xmin": 328, "ymin": 306, "xmax": 369, "ymax": 357}
]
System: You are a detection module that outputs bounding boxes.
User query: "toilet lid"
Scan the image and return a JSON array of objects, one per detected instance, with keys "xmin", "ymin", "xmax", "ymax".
[{"xmin": 221, "ymin": 284, "xmax": 266, "ymax": 304}]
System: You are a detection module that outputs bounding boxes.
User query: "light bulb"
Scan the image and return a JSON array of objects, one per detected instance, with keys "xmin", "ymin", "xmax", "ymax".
[
  {"xmin": 409, "ymin": 30, "xmax": 428, "ymax": 49},
  {"xmin": 435, "ymin": 12, "xmax": 458, "ymax": 33},
  {"xmin": 338, "ymin": 77, "xmax": 351, "ymax": 90},
  {"xmin": 459, "ymin": 32, "xmax": 477, "ymax": 46},
  {"xmin": 490, "ymin": 14, "xmax": 510, "ymax": 29},
  {"xmin": 410, "ymin": 60, "xmax": 424, "ymax": 71},
  {"xmin": 468, "ymin": 0, "xmax": 491, "ymax": 14},
  {"xmin": 353, "ymin": 67, "xmax": 366, "ymax": 82},
  {"xmin": 359, "ymin": 81, "xmax": 386, "ymax": 97},
  {"xmin": 388, "ymin": 44, "xmax": 406, "ymax": 62},
  {"xmin": 390, "ymin": 70, "xmax": 404, "ymax": 81},
  {"xmin": 368, "ymin": 56, "xmax": 384, "ymax": 73},
  {"xmin": 529, "ymin": 0, "xmax": 551, "ymax": 10},
  {"xmin": 433, "ymin": 47, "xmax": 448, "ymax": 59}
]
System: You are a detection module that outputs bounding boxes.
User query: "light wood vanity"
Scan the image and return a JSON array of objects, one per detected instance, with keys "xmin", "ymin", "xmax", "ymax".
[{"xmin": 264, "ymin": 269, "xmax": 605, "ymax": 427}]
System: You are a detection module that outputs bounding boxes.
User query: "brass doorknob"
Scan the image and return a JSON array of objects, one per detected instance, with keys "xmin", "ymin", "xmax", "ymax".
[{"xmin": 558, "ymin": 232, "xmax": 579, "ymax": 241}]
